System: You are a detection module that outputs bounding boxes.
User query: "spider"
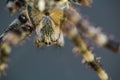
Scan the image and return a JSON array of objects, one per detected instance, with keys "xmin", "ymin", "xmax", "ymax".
[{"xmin": 0, "ymin": 0, "xmax": 120, "ymax": 80}]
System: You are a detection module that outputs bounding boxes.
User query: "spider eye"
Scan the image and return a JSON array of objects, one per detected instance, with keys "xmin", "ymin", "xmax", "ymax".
[{"xmin": 18, "ymin": 14, "xmax": 27, "ymax": 23}]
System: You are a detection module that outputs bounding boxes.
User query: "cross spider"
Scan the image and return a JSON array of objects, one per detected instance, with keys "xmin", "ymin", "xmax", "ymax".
[{"xmin": 0, "ymin": 0, "xmax": 120, "ymax": 80}]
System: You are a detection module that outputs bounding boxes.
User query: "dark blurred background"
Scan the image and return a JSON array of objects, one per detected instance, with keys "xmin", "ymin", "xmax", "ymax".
[{"xmin": 0, "ymin": 0, "xmax": 120, "ymax": 80}]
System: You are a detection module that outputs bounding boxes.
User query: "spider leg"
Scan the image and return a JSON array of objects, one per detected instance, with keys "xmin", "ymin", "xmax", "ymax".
[
  {"xmin": 69, "ymin": 0, "xmax": 93, "ymax": 6},
  {"xmin": 0, "ymin": 7, "xmax": 35, "ymax": 75},
  {"xmin": 6, "ymin": 0, "xmax": 27, "ymax": 13},
  {"xmin": 62, "ymin": 20, "xmax": 110, "ymax": 80},
  {"xmin": 64, "ymin": 7, "xmax": 120, "ymax": 53}
]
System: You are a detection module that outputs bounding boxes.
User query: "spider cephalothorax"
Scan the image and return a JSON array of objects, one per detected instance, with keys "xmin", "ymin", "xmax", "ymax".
[
  {"xmin": 0, "ymin": 0, "xmax": 120, "ymax": 80},
  {"xmin": 34, "ymin": 12, "xmax": 64, "ymax": 47}
]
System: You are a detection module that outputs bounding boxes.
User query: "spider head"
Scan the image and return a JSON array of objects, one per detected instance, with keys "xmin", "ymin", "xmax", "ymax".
[{"xmin": 6, "ymin": 0, "xmax": 26, "ymax": 13}]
